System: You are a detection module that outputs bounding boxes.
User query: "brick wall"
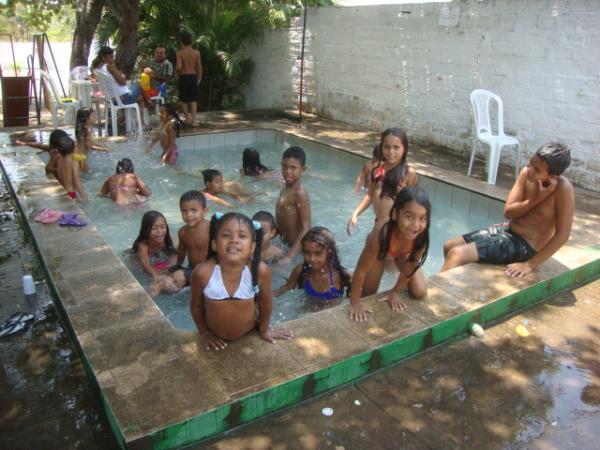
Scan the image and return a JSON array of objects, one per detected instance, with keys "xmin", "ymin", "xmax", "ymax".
[{"xmin": 243, "ymin": 0, "xmax": 600, "ymax": 191}]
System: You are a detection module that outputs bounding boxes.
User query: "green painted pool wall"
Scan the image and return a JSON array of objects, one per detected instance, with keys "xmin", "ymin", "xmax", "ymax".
[{"xmin": 143, "ymin": 258, "xmax": 600, "ymax": 450}]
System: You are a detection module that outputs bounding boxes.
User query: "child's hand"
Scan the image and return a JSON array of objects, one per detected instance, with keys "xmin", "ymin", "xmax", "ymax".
[
  {"xmin": 537, "ymin": 178, "xmax": 558, "ymax": 198},
  {"xmin": 260, "ymin": 327, "xmax": 294, "ymax": 343},
  {"xmin": 349, "ymin": 302, "xmax": 372, "ymax": 322},
  {"xmin": 505, "ymin": 261, "xmax": 533, "ymax": 278},
  {"xmin": 380, "ymin": 291, "xmax": 406, "ymax": 312},
  {"xmin": 143, "ymin": 67, "xmax": 153, "ymax": 74},
  {"xmin": 201, "ymin": 331, "xmax": 228, "ymax": 351},
  {"xmin": 347, "ymin": 215, "xmax": 358, "ymax": 236}
]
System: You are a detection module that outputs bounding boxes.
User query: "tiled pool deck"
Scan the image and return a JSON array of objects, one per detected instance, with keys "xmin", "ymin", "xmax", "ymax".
[{"xmin": 1, "ymin": 112, "xmax": 599, "ymax": 449}]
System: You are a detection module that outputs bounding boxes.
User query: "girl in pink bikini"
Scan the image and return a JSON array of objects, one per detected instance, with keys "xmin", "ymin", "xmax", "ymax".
[
  {"xmin": 349, "ymin": 187, "xmax": 431, "ymax": 322},
  {"xmin": 146, "ymin": 103, "xmax": 183, "ymax": 164}
]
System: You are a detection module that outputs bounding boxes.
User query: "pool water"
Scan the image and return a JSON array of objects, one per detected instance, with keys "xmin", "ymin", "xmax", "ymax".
[{"xmin": 74, "ymin": 130, "xmax": 503, "ymax": 328}]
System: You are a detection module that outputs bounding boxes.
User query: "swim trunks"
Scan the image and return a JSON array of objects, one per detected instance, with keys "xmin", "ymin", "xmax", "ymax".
[
  {"xmin": 178, "ymin": 74, "xmax": 198, "ymax": 102},
  {"xmin": 67, "ymin": 192, "xmax": 77, "ymax": 199},
  {"xmin": 463, "ymin": 227, "xmax": 536, "ymax": 265}
]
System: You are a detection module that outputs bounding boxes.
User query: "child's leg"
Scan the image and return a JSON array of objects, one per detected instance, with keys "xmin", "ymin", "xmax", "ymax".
[
  {"xmin": 407, "ymin": 268, "xmax": 427, "ymax": 299},
  {"xmin": 180, "ymin": 102, "xmax": 190, "ymax": 124},
  {"xmin": 440, "ymin": 242, "xmax": 479, "ymax": 272},
  {"xmin": 190, "ymin": 101, "xmax": 197, "ymax": 126},
  {"xmin": 362, "ymin": 259, "xmax": 385, "ymax": 297},
  {"xmin": 443, "ymin": 236, "xmax": 466, "ymax": 257}
]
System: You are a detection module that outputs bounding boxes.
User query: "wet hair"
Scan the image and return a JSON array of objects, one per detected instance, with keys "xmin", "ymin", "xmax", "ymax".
[
  {"xmin": 74, "ymin": 108, "xmax": 93, "ymax": 142},
  {"xmin": 179, "ymin": 31, "xmax": 193, "ymax": 46},
  {"xmin": 378, "ymin": 186, "xmax": 431, "ymax": 277},
  {"xmin": 179, "ymin": 190, "xmax": 206, "ymax": 208},
  {"xmin": 535, "ymin": 143, "xmax": 571, "ymax": 175},
  {"xmin": 48, "ymin": 129, "xmax": 68, "ymax": 149},
  {"xmin": 298, "ymin": 227, "xmax": 351, "ymax": 296},
  {"xmin": 161, "ymin": 103, "xmax": 183, "ymax": 137},
  {"xmin": 131, "ymin": 210, "xmax": 175, "ymax": 254},
  {"xmin": 242, "ymin": 147, "xmax": 270, "ymax": 176},
  {"xmin": 372, "ymin": 127, "xmax": 410, "ymax": 199},
  {"xmin": 372, "ymin": 144, "xmax": 381, "ymax": 159},
  {"xmin": 56, "ymin": 135, "xmax": 75, "ymax": 155},
  {"xmin": 207, "ymin": 212, "xmax": 264, "ymax": 292},
  {"xmin": 91, "ymin": 46, "xmax": 114, "ymax": 70},
  {"xmin": 202, "ymin": 169, "xmax": 222, "ymax": 185},
  {"xmin": 282, "ymin": 146, "xmax": 306, "ymax": 166},
  {"xmin": 116, "ymin": 158, "xmax": 134, "ymax": 174},
  {"xmin": 252, "ymin": 210, "xmax": 276, "ymax": 230}
]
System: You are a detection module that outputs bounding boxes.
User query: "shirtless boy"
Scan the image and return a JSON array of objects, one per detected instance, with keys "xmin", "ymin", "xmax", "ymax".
[
  {"xmin": 56, "ymin": 135, "xmax": 88, "ymax": 202},
  {"xmin": 177, "ymin": 190, "xmax": 210, "ymax": 282},
  {"xmin": 176, "ymin": 31, "xmax": 202, "ymax": 126},
  {"xmin": 441, "ymin": 143, "xmax": 574, "ymax": 277},
  {"xmin": 201, "ymin": 169, "xmax": 257, "ymax": 207},
  {"xmin": 15, "ymin": 129, "xmax": 67, "ymax": 177},
  {"xmin": 276, "ymin": 146, "xmax": 311, "ymax": 263}
]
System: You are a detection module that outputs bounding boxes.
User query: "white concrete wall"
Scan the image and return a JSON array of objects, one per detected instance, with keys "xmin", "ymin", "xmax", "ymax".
[{"xmin": 243, "ymin": 0, "xmax": 600, "ymax": 191}]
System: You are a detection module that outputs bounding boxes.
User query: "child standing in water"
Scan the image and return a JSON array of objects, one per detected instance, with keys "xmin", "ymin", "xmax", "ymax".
[
  {"xmin": 276, "ymin": 146, "xmax": 311, "ymax": 263},
  {"xmin": 146, "ymin": 104, "xmax": 183, "ymax": 164},
  {"xmin": 349, "ymin": 187, "xmax": 431, "ymax": 322},
  {"xmin": 190, "ymin": 212, "xmax": 293, "ymax": 350},
  {"xmin": 74, "ymin": 107, "xmax": 110, "ymax": 172},
  {"xmin": 176, "ymin": 190, "xmax": 210, "ymax": 283},
  {"xmin": 132, "ymin": 211, "xmax": 186, "ymax": 295},
  {"xmin": 240, "ymin": 147, "xmax": 272, "ymax": 177},
  {"xmin": 274, "ymin": 226, "xmax": 352, "ymax": 301},
  {"xmin": 347, "ymin": 128, "xmax": 418, "ymax": 235}
]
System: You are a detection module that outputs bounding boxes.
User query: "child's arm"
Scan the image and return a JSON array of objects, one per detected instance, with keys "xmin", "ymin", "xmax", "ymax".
[
  {"xmin": 282, "ymin": 189, "xmax": 311, "ymax": 261},
  {"xmin": 99, "ymin": 178, "xmax": 110, "ymax": 196},
  {"xmin": 72, "ymin": 162, "xmax": 88, "ymax": 203},
  {"xmin": 135, "ymin": 175, "xmax": 152, "ymax": 197},
  {"xmin": 46, "ymin": 152, "xmax": 59, "ymax": 176},
  {"xmin": 204, "ymin": 192, "xmax": 234, "ymax": 208},
  {"xmin": 175, "ymin": 51, "xmax": 182, "ymax": 75},
  {"xmin": 273, "ymin": 264, "xmax": 302, "ymax": 297},
  {"xmin": 177, "ymin": 228, "xmax": 187, "ymax": 266},
  {"xmin": 383, "ymin": 251, "xmax": 425, "ymax": 311},
  {"xmin": 145, "ymin": 131, "xmax": 160, "ymax": 153},
  {"xmin": 190, "ymin": 264, "xmax": 228, "ymax": 350},
  {"xmin": 255, "ymin": 262, "xmax": 293, "ymax": 343},
  {"xmin": 196, "ymin": 50, "xmax": 203, "ymax": 81},
  {"xmin": 506, "ymin": 180, "xmax": 574, "ymax": 277},
  {"xmin": 15, "ymin": 140, "xmax": 51, "ymax": 152},
  {"xmin": 347, "ymin": 190, "xmax": 373, "ymax": 235},
  {"xmin": 503, "ymin": 168, "xmax": 558, "ymax": 219},
  {"xmin": 349, "ymin": 228, "xmax": 380, "ymax": 321},
  {"xmin": 136, "ymin": 242, "xmax": 161, "ymax": 280},
  {"xmin": 354, "ymin": 162, "xmax": 369, "ymax": 193},
  {"xmin": 89, "ymin": 133, "xmax": 110, "ymax": 153}
]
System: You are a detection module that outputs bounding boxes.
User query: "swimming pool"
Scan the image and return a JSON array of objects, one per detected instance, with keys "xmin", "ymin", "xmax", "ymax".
[{"xmin": 77, "ymin": 129, "xmax": 503, "ymax": 328}]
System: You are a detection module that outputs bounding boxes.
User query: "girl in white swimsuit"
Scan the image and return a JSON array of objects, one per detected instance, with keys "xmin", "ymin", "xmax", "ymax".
[{"xmin": 190, "ymin": 212, "xmax": 294, "ymax": 351}]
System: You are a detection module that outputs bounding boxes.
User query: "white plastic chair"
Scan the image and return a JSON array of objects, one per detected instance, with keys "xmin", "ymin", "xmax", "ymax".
[
  {"xmin": 40, "ymin": 71, "xmax": 80, "ymax": 128},
  {"xmin": 144, "ymin": 84, "xmax": 165, "ymax": 124},
  {"xmin": 468, "ymin": 89, "xmax": 520, "ymax": 185},
  {"xmin": 94, "ymin": 70, "xmax": 142, "ymax": 136}
]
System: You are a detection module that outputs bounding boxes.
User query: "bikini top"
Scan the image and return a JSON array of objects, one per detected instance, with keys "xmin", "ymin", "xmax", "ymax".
[
  {"xmin": 149, "ymin": 249, "xmax": 173, "ymax": 271},
  {"xmin": 303, "ymin": 265, "xmax": 343, "ymax": 301},
  {"xmin": 203, "ymin": 264, "xmax": 256, "ymax": 300},
  {"xmin": 387, "ymin": 229, "xmax": 415, "ymax": 258}
]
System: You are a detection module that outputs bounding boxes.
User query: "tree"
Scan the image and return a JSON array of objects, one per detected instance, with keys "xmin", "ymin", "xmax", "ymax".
[{"xmin": 70, "ymin": 0, "xmax": 105, "ymax": 68}]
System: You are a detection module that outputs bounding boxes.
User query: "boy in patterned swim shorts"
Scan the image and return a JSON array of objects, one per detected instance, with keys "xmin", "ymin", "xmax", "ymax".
[{"xmin": 441, "ymin": 143, "xmax": 574, "ymax": 278}]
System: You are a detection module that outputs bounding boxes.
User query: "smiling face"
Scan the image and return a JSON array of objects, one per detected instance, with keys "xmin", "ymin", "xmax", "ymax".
[
  {"xmin": 280, "ymin": 157, "xmax": 305, "ymax": 186},
  {"xmin": 180, "ymin": 200, "xmax": 206, "ymax": 227},
  {"xmin": 395, "ymin": 200, "xmax": 428, "ymax": 240},
  {"xmin": 212, "ymin": 218, "xmax": 255, "ymax": 263},
  {"xmin": 302, "ymin": 240, "xmax": 329, "ymax": 272},
  {"xmin": 526, "ymin": 154, "xmax": 552, "ymax": 184},
  {"xmin": 381, "ymin": 134, "xmax": 405, "ymax": 167},
  {"xmin": 149, "ymin": 216, "xmax": 167, "ymax": 246}
]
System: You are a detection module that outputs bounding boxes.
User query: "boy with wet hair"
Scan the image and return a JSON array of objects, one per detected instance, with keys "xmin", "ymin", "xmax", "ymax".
[
  {"xmin": 276, "ymin": 146, "xmax": 311, "ymax": 264},
  {"xmin": 176, "ymin": 190, "xmax": 210, "ymax": 284},
  {"xmin": 441, "ymin": 143, "xmax": 574, "ymax": 277},
  {"xmin": 55, "ymin": 135, "xmax": 88, "ymax": 202}
]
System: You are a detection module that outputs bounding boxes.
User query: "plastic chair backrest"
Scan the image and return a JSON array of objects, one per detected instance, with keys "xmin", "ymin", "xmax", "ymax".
[
  {"xmin": 40, "ymin": 71, "xmax": 62, "ymax": 104},
  {"xmin": 94, "ymin": 70, "xmax": 125, "ymax": 106},
  {"xmin": 71, "ymin": 66, "xmax": 90, "ymax": 81},
  {"xmin": 470, "ymin": 89, "xmax": 505, "ymax": 138}
]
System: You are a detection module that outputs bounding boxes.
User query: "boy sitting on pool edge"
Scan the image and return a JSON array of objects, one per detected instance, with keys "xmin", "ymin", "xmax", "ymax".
[{"xmin": 441, "ymin": 143, "xmax": 574, "ymax": 277}]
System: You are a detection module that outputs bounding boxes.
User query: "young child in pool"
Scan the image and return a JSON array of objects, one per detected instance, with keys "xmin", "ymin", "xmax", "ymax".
[
  {"xmin": 274, "ymin": 226, "xmax": 351, "ymax": 301},
  {"xmin": 354, "ymin": 144, "xmax": 381, "ymax": 193},
  {"xmin": 146, "ymin": 103, "xmax": 183, "ymax": 164},
  {"xmin": 176, "ymin": 190, "xmax": 210, "ymax": 283},
  {"xmin": 132, "ymin": 210, "xmax": 186, "ymax": 295},
  {"xmin": 99, "ymin": 158, "xmax": 152, "ymax": 205},
  {"xmin": 190, "ymin": 212, "xmax": 294, "ymax": 350},
  {"xmin": 349, "ymin": 187, "xmax": 431, "ymax": 322},
  {"xmin": 240, "ymin": 147, "xmax": 272, "ymax": 177},
  {"xmin": 201, "ymin": 169, "xmax": 258, "ymax": 207},
  {"xmin": 348, "ymin": 128, "xmax": 418, "ymax": 235},
  {"xmin": 252, "ymin": 211, "xmax": 285, "ymax": 263},
  {"xmin": 441, "ymin": 143, "xmax": 574, "ymax": 278},
  {"xmin": 74, "ymin": 107, "xmax": 110, "ymax": 172},
  {"xmin": 55, "ymin": 134, "xmax": 88, "ymax": 203},
  {"xmin": 276, "ymin": 146, "xmax": 311, "ymax": 264},
  {"xmin": 15, "ymin": 129, "xmax": 67, "ymax": 177}
]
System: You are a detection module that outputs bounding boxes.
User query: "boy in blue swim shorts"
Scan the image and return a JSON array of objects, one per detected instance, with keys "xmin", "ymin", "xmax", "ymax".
[{"xmin": 441, "ymin": 143, "xmax": 574, "ymax": 278}]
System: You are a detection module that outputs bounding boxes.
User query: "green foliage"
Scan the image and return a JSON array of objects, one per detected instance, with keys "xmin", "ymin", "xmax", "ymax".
[
  {"xmin": 96, "ymin": 0, "xmax": 333, "ymax": 111},
  {"xmin": 0, "ymin": 0, "xmax": 76, "ymax": 41}
]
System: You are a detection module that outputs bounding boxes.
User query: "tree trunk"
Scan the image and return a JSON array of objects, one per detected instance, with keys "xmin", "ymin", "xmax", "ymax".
[
  {"xmin": 70, "ymin": 0, "xmax": 106, "ymax": 70},
  {"xmin": 105, "ymin": 0, "xmax": 140, "ymax": 78}
]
